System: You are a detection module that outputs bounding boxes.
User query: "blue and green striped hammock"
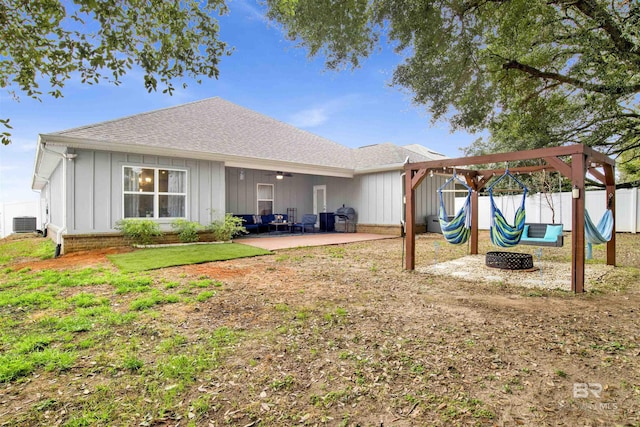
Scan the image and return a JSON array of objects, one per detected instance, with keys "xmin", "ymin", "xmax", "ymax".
[
  {"xmin": 437, "ymin": 173, "xmax": 472, "ymax": 245},
  {"xmin": 488, "ymin": 170, "xmax": 528, "ymax": 247},
  {"xmin": 585, "ymin": 208, "xmax": 613, "ymax": 259}
]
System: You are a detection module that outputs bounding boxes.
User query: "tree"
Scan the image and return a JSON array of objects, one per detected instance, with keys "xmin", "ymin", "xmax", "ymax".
[
  {"xmin": 1, "ymin": 0, "xmax": 232, "ymax": 145},
  {"xmin": 266, "ymin": 0, "xmax": 640, "ymax": 158}
]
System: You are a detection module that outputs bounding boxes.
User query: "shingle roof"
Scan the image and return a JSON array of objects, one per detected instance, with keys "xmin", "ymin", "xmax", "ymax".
[
  {"xmin": 49, "ymin": 97, "xmax": 355, "ymax": 169},
  {"xmin": 43, "ymin": 97, "xmax": 445, "ymax": 172},
  {"xmin": 353, "ymin": 142, "xmax": 437, "ymax": 169}
]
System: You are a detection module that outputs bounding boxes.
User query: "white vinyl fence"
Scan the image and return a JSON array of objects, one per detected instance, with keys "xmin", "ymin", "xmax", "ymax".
[
  {"xmin": 455, "ymin": 188, "xmax": 639, "ymax": 233},
  {"xmin": 0, "ymin": 200, "xmax": 41, "ymax": 238}
]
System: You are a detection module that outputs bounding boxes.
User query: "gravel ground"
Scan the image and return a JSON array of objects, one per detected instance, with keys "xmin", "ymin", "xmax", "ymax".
[{"xmin": 419, "ymin": 255, "xmax": 615, "ymax": 291}]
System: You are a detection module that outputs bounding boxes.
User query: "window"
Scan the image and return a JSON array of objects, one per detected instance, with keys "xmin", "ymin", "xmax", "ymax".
[
  {"xmin": 257, "ymin": 184, "xmax": 274, "ymax": 215},
  {"xmin": 123, "ymin": 166, "xmax": 187, "ymax": 218}
]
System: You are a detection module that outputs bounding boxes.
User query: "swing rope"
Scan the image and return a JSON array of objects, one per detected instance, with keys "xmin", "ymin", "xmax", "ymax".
[
  {"xmin": 437, "ymin": 172, "xmax": 472, "ymax": 245},
  {"xmin": 488, "ymin": 169, "xmax": 528, "ymax": 247}
]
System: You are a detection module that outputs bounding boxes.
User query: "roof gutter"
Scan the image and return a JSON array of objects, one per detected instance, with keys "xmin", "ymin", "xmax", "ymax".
[{"xmin": 353, "ymin": 162, "xmax": 407, "ymax": 175}]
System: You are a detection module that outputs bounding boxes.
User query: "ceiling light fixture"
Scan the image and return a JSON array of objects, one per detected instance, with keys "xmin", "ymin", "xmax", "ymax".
[{"xmin": 276, "ymin": 172, "xmax": 284, "ymax": 180}]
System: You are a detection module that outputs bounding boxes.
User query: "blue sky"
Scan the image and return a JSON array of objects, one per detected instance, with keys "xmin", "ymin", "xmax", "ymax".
[{"xmin": 0, "ymin": 0, "xmax": 482, "ymax": 204}]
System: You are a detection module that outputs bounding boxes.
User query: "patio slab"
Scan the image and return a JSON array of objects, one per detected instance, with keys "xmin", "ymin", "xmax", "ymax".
[{"xmin": 235, "ymin": 232, "xmax": 395, "ymax": 251}]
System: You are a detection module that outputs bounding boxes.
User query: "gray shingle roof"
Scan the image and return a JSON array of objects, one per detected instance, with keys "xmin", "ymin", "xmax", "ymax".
[
  {"xmin": 354, "ymin": 142, "xmax": 439, "ymax": 169},
  {"xmin": 50, "ymin": 97, "xmax": 355, "ymax": 169},
  {"xmin": 44, "ymin": 97, "xmax": 445, "ymax": 172}
]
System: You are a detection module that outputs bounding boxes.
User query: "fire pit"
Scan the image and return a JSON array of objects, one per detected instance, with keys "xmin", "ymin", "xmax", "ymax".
[{"xmin": 486, "ymin": 251, "xmax": 533, "ymax": 270}]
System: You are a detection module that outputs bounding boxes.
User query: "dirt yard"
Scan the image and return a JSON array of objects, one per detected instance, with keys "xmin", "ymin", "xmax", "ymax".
[{"xmin": 1, "ymin": 232, "xmax": 639, "ymax": 426}]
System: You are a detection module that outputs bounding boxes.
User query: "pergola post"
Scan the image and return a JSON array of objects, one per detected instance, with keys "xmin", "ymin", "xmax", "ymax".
[
  {"xmin": 405, "ymin": 169, "xmax": 416, "ymax": 270},
  {"xmin": 470, "ymin": 189, "xmax": 479, "ymax": 255},
  {"xmin": 604, "ymin": 163, "xmax": 616, "ymax": 266},
  {"xmin": 571, "ymin": 153, "xmax": 587, "ymax": 293}
]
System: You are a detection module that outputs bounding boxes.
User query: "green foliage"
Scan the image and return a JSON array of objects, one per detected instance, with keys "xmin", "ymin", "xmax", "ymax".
[
  {"xmin": 208, "ymin": 213, "xmax": 247, "ymax": 241},
  {"xmin": 114, "ymin": 219, "xmax": 163, "ymax": 246},
  {"xmin": 1, "ymin": 0, "xmax": 232, "ymax": 145},
  {"xmin": 267, "ymin": 0, "xmax": 640, "ymax": 157},
  {"xmin": 171, "ymin": 219, "xmax": 202, "ymax": 243}
]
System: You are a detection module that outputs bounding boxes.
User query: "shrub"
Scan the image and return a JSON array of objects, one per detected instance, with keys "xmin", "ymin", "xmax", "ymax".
[
  {"xmin": 171, "ymin": 219, "xmax": 202, "ymax": 243},
  {"xmin": 208, "ymin": 214, "xmax": 246, "ymax": 241},
  {"xmin": 114, "ymin": 219, "xmax": 163, "ymax": 246}
]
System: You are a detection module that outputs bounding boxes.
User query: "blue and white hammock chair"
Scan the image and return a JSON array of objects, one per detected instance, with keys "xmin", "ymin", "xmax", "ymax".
[
  {"xmin": 584, "ymin": 195, "xmax": 614, "ymax": 259},
  {"xmin": 488, "ymin": 170, "xmax": 528, "ymax": 248},
  {"xmin": 437, "ymin": 173, "xmax": 472, "ymax": 245}
]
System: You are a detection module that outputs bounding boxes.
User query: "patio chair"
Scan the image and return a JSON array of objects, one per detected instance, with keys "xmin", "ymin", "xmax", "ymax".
[{"xmin": 292, "ymin": 214, "xmax": 317, "ymax": 233}]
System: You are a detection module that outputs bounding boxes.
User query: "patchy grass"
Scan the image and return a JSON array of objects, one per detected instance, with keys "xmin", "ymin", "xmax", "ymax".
[
  {"xmin": 0, "ymin": 235, "xmax": 55, "ymax": 265},
  {"xmin": 107, "ymin": 243, "xmax": 271, "ymax": 272},
  {"xmin": 0, "ymin": 232, "xmax": 638, "ymax": 426}
]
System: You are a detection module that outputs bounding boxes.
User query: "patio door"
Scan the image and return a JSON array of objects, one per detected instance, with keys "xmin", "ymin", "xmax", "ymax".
[{"xmin": 313, "ymin": 185, "xmax": 326, "ymax": 227}]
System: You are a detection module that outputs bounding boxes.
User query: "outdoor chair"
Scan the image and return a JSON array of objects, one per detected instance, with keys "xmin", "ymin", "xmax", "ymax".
[{"xmin": 292, "ymin": 214, "xmax": 317, "ymax": 233}]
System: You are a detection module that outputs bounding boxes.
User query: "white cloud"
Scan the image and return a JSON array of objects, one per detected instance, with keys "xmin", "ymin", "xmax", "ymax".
[
  {"xmin": 231, "ymin": 0, "xmax": 267, "ymax": 22},
  {"xmin": 288, "ymin": 94, "xmax": 363, "ymax": 128},
  {"xmin": 289, "ymin": 107, "xmax": 329, "ymax": 127}
]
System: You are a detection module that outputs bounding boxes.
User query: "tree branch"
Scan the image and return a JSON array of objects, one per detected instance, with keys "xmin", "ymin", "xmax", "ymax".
[
  {"xmin": 557, "ymin": 0, "xmax": 638, "ymax": 60},
  {"xmin": 502, "ymin": 59, "xmax": 640, "ymax": 95}
]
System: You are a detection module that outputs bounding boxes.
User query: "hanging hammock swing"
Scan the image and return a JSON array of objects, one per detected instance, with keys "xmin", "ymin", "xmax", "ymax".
[
  {"xmin": 437, "ymin": 172, "xmax": 472, "ymax": 245},
  {"xmin": 585, "ymin": 194, "xmax": 614, "ymax": 259},
  {"xmin": 488, "ymin": 169, "xmax": 528, "ymax": 248}
]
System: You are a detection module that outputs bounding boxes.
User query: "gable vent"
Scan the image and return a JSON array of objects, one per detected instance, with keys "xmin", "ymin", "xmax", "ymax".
[{"xmin": 13, "ymin": 217, "xmax": 37, "ymax": 233}]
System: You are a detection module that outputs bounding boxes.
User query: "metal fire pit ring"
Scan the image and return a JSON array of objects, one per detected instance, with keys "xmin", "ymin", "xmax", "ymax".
[{"xmin": 486, "ymin": 251, "xmax": 533, "ymax": 270}]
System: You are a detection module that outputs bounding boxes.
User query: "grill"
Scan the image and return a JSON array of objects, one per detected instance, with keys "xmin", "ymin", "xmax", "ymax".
[{"xmin": 335, "ymin": 206, "xmax": 356, "ymax": 233}]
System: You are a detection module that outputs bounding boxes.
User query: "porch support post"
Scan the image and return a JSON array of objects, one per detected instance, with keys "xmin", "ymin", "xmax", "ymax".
[
  {"xmin": 405, "ymin": 169, "xmax": 416, "ymax": 270},
  {"xmin": 571, "ymin": 153, "xmax": 587, "ymax": 293}
]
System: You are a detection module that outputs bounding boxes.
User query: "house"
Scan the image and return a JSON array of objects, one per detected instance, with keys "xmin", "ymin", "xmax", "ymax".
[{"xmin": 31, "ymin": 97, "xmax": 452, "ymax": 253}]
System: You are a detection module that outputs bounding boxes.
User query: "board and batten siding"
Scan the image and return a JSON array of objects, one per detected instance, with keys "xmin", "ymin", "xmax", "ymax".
[
  {"xmin": 44, "ymin": 159, "xmax": 65, "ymax": 231},
  {"xmin": 226, "ymin": 168, "xmax": 315, "ymax": 216},
  {"xmin": 351, "ymin": 171, "xmax": 451, "ymax": 227},
  {"xmin": 65, "ymin": 149, "xmax": 225, "ymax": 234}
]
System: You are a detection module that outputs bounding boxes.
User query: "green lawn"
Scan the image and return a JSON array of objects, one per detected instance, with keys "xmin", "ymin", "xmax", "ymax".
[{"xmin": 107, "ymin": 243, "xmax": 271, "ymax": 272}]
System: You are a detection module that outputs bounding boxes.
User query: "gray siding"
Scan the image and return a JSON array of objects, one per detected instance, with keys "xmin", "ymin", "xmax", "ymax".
[
  {"xmin": 415, "ymin": 174, "xmax": 452, "ymax": 223},
  {"xmin": 352, "ymin": 171, "xmax": 403, "ymax": 225},
  {"xmin": 348, "ymin": 171, "xmax": 452, "ymax": 226},
  {"xmin": 67, "ymin": 149, "xmax": 225, "ymax": 234},
  {"xmin": 318, "ymin": 176, "xmax": 357, "ymax": 214},
  {"xmin": 48, "ymin": 160, "xmax": 64, "ymax": 229},
  {"xmin": 226, "ymin": 168, "xmax": 315, "ymax": 217}
]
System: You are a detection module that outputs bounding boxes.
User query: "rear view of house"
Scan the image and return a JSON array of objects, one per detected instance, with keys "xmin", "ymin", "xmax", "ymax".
[{"xmin": 32, "ymin": 97, "xmax": 452, "ymax": 253}]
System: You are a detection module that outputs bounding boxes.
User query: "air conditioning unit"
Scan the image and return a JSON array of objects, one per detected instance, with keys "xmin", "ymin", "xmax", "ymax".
[{"xmin": 13, "ymin": 216, "xmax": 37, "ymax": 233}]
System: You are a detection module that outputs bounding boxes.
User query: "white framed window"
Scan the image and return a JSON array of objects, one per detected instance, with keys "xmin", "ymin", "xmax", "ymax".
[
  {"xmin": 123, "ymin": 166, "xmax": 187, "ymax": 219},
  {"xmin": 257, "ymin": 183, "xmax": 274, "ymax": 215}
]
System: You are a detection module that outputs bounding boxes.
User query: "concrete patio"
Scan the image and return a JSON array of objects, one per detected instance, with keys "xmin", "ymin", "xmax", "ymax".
[{"xmin": 234, "ymin": 232, "xmax": 395, "ymax": 251}]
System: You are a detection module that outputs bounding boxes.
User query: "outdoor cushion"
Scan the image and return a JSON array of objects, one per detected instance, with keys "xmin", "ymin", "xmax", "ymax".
[{"xmin": 544, "ymin": 225, "xmax": 563, "ymax": 241}]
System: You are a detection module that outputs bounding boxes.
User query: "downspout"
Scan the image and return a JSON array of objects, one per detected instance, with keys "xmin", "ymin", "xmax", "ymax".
[
  {"xmin": 39, "ymin": 142, "xmax": 74, "ymax": 256},
  {"xmin": 32, "ymin": 173, "xmax": 50, "ymax": 237}
]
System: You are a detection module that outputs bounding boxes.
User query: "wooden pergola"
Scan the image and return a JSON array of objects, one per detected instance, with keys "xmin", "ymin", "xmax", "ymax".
[{"xmin": 404, "ymin": 144, "xmax": 616, "ymax": 293}]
